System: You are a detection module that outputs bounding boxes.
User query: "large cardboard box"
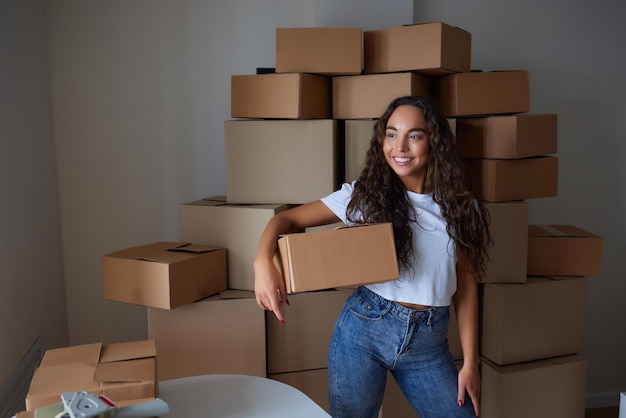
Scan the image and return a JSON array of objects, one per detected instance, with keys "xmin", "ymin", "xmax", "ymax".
[
  {"xmin": 527, "ymin": 225, "xmax": 604, "ymax": 276},
  {"xmin": 225, "ymin": 119, "xmax": 341, "ymax": 204},
  {"xmin": 231, "ymin": 73, "xmax": 331, "ymax": 119},
  {"xmin": 102, "ymin": 242, "xmax": 227, "ymax": 309},
  {"xmin": 480, "ymin": 277, "xmax": 587, "ymax": 365},
  {"xmin": 25, "ymin": 340, "xmax": 157, "ymax": 411},
  {"xmin": 270, "ymin": 369, "xmax": 329, "ymax": 413},
  {"xmin": 481, "ymin": 355, "xmax": 587, "ymax": 418},
  {"xmin": 147, "ymin": 290, "xmax": 266, "ymax": 380},
  {"xmin": 456, "ymin": 114, "xmax": 558, "ymax": 159},
  {"xmin": 179, "ymin": 197, "xmax": 294, "ymax": 291},
  {"xmin": 435, "ymin": 71, "xmax": 530, "ymax": 117},
  {"xmin": 267, "ymin": 289, "xmax": 351, "ymax": 374},
  {"xmin": 469, "ymin": 156, "xmax": 558, "ymax": 202},
  {"xmin": 364, "ymin": 22, "xmax": 471, "ymax": 75},
  {"xmin": 276, "ymin": 27, "xmax": 362, "ymax": 75},
  {"xmin": 332, "ymin": 72, "xmax": 430, "ymax": 119},
  {"xmin": 482, "ymin": 201, "xmax": 528, "ymax": 284},
  {"xmin": 345, "ymin": 120, "xmax": 376, "ymax": 182},
  {"xmin": 276, "ymin": 224, "xmax": 399, "ymax": 294}
]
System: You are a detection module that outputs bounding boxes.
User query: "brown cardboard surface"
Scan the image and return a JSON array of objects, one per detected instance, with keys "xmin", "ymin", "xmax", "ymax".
[
  {"xmin": 480, "ymin": 276, "xmax": 587, "ymax": 365},
  {"xmin": 481, "ymin": 355, "xmax": 587, "ymax": 418},
  {"xmin": 225, "ymin": 119, "xmax": 340, "ymax": 204},
  {"xmin": 179, "ymin": 198, "xmax": 294, "ymax": 291},
  {"xmin": 276, "ymin": 224, "xmax": 399, "ymax": 294},
  {"xmin": 231, "ymin": 73, "xmax": 331, "ymax": 119},
  {"xmin": 469, "ymin": 156, "xmax": 558, "ymax": 202},
  {"xmin": 364, "ymin": 22, "xmax": 471, "ymax": 75},
  {"xmin": 332, "ymin": 72, "xmax": 430, "ymax": 119},
  {"xmin": 147, "ymin": 292, "xmax": 266, "ymax": 380},
  {"xmin": 270, "ymin": 369, "xmax": 329, "ymax": 413},
  {"xmin": 482, "ymin": 201, "xmax": 528, "ymax": 284},
  {"xmin": 267, "ymin": 289, "xmax": 352, "ymax": 374},
  {"xmin": 276, "ymin": 27, "xmax": 362, "ymax": 75},
  {"xmin": 435, "ymin": 71, "xmax": 530, "ymax": 117},
  {"xmin": 345, "ymin": 120, "xmax": 376, "ymax": 182},
  {"xmin": 102, "ymin": 242, "xmax": 227, "ymax": 309},
  {"xmin": 456, "ymin": 114, "xmax": 558, "ymax": 159},
  {"xmin": 527, "ymin": 225, "xmax": 604, "ymax": 276}
]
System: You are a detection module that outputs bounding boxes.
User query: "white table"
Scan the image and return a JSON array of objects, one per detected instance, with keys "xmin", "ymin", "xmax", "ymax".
[{"xmin": 158, "ymin": 374, "xmax": 332, "ymax": 418}]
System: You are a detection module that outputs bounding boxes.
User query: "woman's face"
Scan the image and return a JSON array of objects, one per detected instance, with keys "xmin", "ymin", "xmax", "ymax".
[{"xmin": 382, "ymin": 105, "xmax": 431, "ymax": 193}]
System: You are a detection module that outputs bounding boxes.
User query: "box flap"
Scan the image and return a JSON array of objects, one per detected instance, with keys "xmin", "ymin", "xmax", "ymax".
[
  {"xmin": 40, "ymin": 343, "xmax": 102, "ymax": 367},
  {"xmin": 94, "ymin": 358, "xmax": 155, "ymax": 383},
  {"xmin": 99, "ymin": 340, "xmax": 156, "ymax": 363}
]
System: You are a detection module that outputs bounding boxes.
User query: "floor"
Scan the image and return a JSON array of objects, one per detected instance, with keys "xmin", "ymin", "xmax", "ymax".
[{"xmin": 586, "ymin": 407, "xmax": 619, "ymax": 418}]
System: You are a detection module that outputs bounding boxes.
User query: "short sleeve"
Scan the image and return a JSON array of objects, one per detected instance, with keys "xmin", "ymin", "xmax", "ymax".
[{"xmin": 320, "ymin": 182, "xmax": 355, "ymax": 225}]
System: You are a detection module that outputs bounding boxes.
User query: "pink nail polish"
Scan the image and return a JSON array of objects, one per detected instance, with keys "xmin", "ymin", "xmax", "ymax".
[{"xmin": 458, "ymin": 400, "xmax": 463, "ymax": 408}]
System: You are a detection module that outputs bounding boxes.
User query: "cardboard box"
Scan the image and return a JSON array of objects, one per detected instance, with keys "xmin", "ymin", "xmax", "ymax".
[
  {"xmin": 469, "ymin": 156, "xmax": 558, "ymax": 202},
  {"xmin": 332, "ymin": 72, "xmax": 430, "ymax": 119},
  {"xmin": 147, "ymin": 290, "xmax": 266, "ymax": 380},
  {"xmin": 480, "ymin": 276, "xmax": 587, "ymax": 365},
  {"xmin": 482, "ymin": 201, "xmax": 528, "ymax": 284},
  {"xmin": 25, "ymin": 340, "xmax": 157, "ymax": 411},
  {"xmin": 276, "ymin": 224, "xmax": 399, "ymax": 294},
  {"xmin": 276, "ymin": 27, "xmax": 362, "ymax": 75},
  {"xmin": 456, "ymin": 114, "xmax": 558, "ymax": 159},
  {"xmin": 231, "ymin": 73, "xmax": 331, "ymax": 119},
  {"xmin": 102, "ymin": 242, "xmax": 227, "ymax": 309},
  {"xmin": 270, "ymin": 369, "xmax": 329, "ymax": 413},
  {"xmin": 345, "ymin": 120, "xmax": 376, "ymax": 182},
  {"xmin": 225, "ymin": 119, "xmax": 341, "ymax": 204},
  {"xmin": 435, "ymin": 71, "xmax": 530, "ymax": 117},
  {"xmin": 179, "ymin": 197, "xmax": 294, "ymax": 291},
  {"xmin": 364, "ymin": 22, "xmax": 471, "ymax": 75},
  {"xmin": 527, "ymin": 225, "xmax": 604, "ymax": 276},
  {"xmin": 481, "ymin": 355, "xmax": 587, "ymax": 418},
  {"xmin": 267, "ymin": 289, "xmax": 351, "ymax": 374}
]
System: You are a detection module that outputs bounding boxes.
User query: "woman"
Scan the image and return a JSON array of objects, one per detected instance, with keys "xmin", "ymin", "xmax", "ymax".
[{"xmin": 254, "ymin": 95, "xmax": 491, "ymax": 417}]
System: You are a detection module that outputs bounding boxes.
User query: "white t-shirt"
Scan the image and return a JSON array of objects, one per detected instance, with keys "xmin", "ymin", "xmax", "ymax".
[{"xmin": 320, "ymin": 182, "xmax": 457, "ymax": 307}]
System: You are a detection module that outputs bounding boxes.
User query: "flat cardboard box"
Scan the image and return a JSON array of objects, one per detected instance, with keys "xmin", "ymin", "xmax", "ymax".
[
  {"xmin": 147, "ymin": 290, "xmax": 266, "ymax": 380},
  {"xmin": 225, "ymin": 119, "xmax": 341, "ymax": 204},
  {"xmin": 456, "ymin": 114, "xmax": 558, "ymax": 159},
  {"xmin": 25, "ymin": 340, "xmax": 157, "ymax": 411},
  {"xmin": 231, "ymin": 73, "xmax": 331, "ymax": 119},
  {"xmin": 267, "ymin": 289, "xmax": 352, "ymax": 374},
  {"xmin": 102, "ymin": 242, "xmax": 227, "ymax": 309},
  {"xmin": 527, "ymin": 225, "xmax": 604, "ymax": 276},
  {"xmin": 179, "ymin": 197, "xmax": 294, "ymax": 291},
  {"xmin": 276, "ymin": 224, "xmax": 399, "ymax": 294},
  {"xmin": 345, "ymin": 119, "xmax": 376, "ymax": 182},
  {"xmin": 364, "ymin": 22, "xmax": 471, "ymax": 75},
  {"xmin": 332, "ymin": 72, "xmax": 430, "ymax": 119},
  {"xmin": 270, "ymin": 369, "xmax": 329, "ymax": 413},
  {"xmin": 435, "ymin": 70, "xmax": 530, "ymax": 117},
  {"xmin": 276, "ymin": 27, "xmax": 362, "ymax": 75},
  {"xmin": 481, "ymin": 355, "xmax": 587, "ymax": 418},
  {"xmin": 482, "ymin": 201, "xmax": 528, "ymax": 284},
  {"xmin": 469, "ymin": 156, "xmax": 558, "ymax": 202},
  {"xmin": 480, "ymin": 277, "xmax": 587, "ymax": 365}
]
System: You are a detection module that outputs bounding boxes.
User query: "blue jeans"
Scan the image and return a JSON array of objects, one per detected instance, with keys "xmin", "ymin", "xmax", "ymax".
[{"xmin": 328, "ymin": 286, "xmax": 476, "ymax": 418}]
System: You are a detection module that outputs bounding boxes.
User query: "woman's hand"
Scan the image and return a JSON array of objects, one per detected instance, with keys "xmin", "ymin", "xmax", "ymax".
[
  {"xmin": 254, "ymin": 256, "xmax": 288, "ymax": 324},
  {"xmin": 458, "ymin": 361, "xmax": 481, "ymax": 417}
]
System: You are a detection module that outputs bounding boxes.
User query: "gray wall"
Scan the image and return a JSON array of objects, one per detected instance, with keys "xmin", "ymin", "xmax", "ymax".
[{"xmin": 414, "ymin": 0, "xmax": 626, "ymax": 407}]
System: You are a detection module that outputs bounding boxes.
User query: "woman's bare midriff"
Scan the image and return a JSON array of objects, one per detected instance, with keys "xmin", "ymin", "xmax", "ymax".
[{"xmin": 397, "ymin": 301, "xmax": 431, "ymax": 311}]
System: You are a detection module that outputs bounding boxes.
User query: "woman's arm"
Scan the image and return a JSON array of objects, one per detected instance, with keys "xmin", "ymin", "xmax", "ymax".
[
  {"xmin": 254, "ymin": 200, "xmax": 339, "ymax": 324},
  {"xmin": 452, "ymin": 263, "xmax": 481, "ymax": 417}
]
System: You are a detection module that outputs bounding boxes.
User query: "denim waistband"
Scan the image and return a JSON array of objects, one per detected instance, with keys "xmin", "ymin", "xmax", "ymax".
[{"xmin": 358, "ymin": 286, "xmax": 449, "ymax": 323}]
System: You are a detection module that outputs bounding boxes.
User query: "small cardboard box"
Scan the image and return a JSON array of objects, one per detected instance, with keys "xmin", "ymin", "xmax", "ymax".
[
  {"xmin": 231, "ymin": 73, "xmax": 331, "ymax": 119},
  {"xmin": 456, "ymin": 114, "xmax": 558, "ymax": 159},
  {"xmin": 270, "ymin": 369, "xmax": 329, "ymax": 413},
  {"xmin": 267, "ymin": 289, "xmax": 351, "ymax": 374},
  {"xmin": 332, "ymin": 72, "xmax": 430, "ymax": 119},
  {"xmin": 480, "ymin": 276, "xmax": 587, "ymax": 365},
  {"xmin": 276, "ymin": 27, "xmax": 362, "ymax": 75},
  {"xmin": 225, "ymin": 119, "xmax": 341, "ymax": 204},
  {"xmin": 527, "ymin": 225, "xmax": 604, "ymax": 276},
  {"xmin": 481, "ymin": 355, "xmax": 587, "ymax": 418},
  {"xmin": 25, "ymin": 340, "xmax": 157, "ymax": 411},
  {"xmin": 482, "ymin": 201, "xmax": 529, "ymax": 284},
  {"xmin": 179, "ymin": 197, "xmax": 294, "ymax": 291},
  {"xmin": 364, "ymin": 22, "xmax": 471, "ymax": 75},
  {"xmin": 469, "ymin": 156, "xmax": 558, "ymax": 202},
  {"xmin": 147, "ymin": 290, "xmax": 266, "ymax": 380},
  {"xmin": 435, "ymin": 70, "xmax": 530, "ymax": 117},
  {"xmin": 102, "ymin": 242, "xmax": 227, "ymax": 310},
  {"xmin": 276, "ymin": 224, "xmax": 399, "ymax": 294}
]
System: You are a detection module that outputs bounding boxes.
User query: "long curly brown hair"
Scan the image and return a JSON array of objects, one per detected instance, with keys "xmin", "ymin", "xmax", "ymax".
[{"xmin": 346, "ymin": 95, "xmax": 492, "ymax": 280}]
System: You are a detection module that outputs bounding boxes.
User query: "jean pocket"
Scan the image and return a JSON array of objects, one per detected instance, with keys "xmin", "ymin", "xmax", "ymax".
[
  {"xmin": 427, "ymin": 307, "xmax": 450, "ymax": 336},
  {"xmin": 348, "ymin": 291, "xmax": 386, "ymax": 320}
]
